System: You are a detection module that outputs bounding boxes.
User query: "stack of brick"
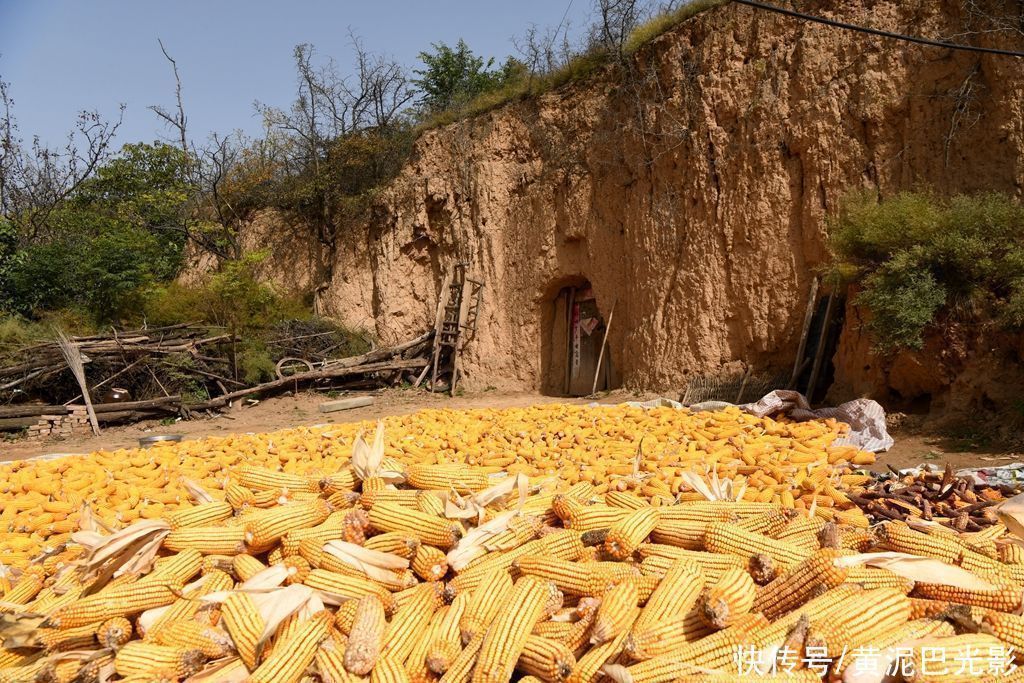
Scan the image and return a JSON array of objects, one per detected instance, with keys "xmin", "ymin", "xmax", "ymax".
[{"xmin": 23, "ymin": 405, "xmax": 92, "ymax": 441}]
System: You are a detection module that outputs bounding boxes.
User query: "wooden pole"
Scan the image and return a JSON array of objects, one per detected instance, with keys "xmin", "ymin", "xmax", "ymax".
[
  {"xmin": 789, "ymin": 275, "xmax": 820, "ymax": 388},
  {"xmin": 564, "ymin": 288, "xmax": 575, "ymax": 396},
  {"xmin": 806, "ymin": 291, "xmax": 836, "ymax": 405},
  {"xmin": 591, "ymin": 300, "xmax": 617, "ymax": 396}
]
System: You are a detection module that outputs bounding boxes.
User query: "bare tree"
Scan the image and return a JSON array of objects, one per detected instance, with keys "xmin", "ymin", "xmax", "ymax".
[
  {"xmin": 149, "ymin": 39, "xmax": 189, "ymax": 153},
  {"xmin": 254, "ymin": 36, "xmax": 415, "ymax": 250},
  {"xmin": 0, "ymin": 74, "xmax": 124, "ymax": 241}
]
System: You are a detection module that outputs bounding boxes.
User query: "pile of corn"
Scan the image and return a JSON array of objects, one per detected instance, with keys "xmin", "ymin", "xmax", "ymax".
[
  {"xmin": 2, "ymin": 414, "xmax": 1024, "ymax": 681},
  {"xmin": 0, "ymin": 405, "xmax": 876, "ymax": 569}
]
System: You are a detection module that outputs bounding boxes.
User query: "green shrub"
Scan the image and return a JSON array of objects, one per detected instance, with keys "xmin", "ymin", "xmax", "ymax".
[{"xmin": 831, "ymin": 191, "xmax": 1024, "ymax": 351}]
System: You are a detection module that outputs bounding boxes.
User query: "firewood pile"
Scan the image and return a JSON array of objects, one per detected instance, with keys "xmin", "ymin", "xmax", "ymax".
[
  {"xmin": 849, "ymin": 464, "xmax": 1015, "ymax": 531},
  {"xmin": 0, "ymin": 324, "xmax": 434, "ymax": 432}
]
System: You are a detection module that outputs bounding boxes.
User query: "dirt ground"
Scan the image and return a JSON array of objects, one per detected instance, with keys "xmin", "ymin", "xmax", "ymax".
[{"xmin": 1, "ymin": 389, "xmax": 1019, "ymax": 473}]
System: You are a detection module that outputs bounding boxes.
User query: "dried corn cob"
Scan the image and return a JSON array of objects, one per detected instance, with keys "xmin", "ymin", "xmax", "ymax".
[
  {"xmin": 700, "ymin": 567, "xmax": 756, "ymax": 629},
  {"xmin": 604, "ymin": 508, "xmax": 659, "ymax": 559},
  {"xmin": 369, "ymin": 503, "xmax": 463, "ymax": 548},
  {"xmin": 113, "ymin": 642, "xmax": 205, "ymax": 679},
  {"xmin": 752, "ymin": 549, "xmax": 848, "ymax": 620},
  {"xmin": 249, "ymin": 611, "xmax": 333, "ymax": 683},
  {"xmin": 473, "ymin": 576, "xmax": 555, "ymax": 683}
]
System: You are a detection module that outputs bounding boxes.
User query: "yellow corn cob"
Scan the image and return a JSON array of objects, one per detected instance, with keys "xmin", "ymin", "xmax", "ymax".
[
  {"xmin": 245, "ymin": 499, "xmax": 332, "ymax": 547},
  {"xmin": 844, "ymin": 566, "xmax": 915, "ymax": 593},
  {"xmin": 281, "ymin": 517, "xmax": 348, "ymax": 556},
  {"xmin": 371, "ymin": 655, "xmax": 412, "ymax": 682},
  {"xmin": 752, "ymin": 549, "xmax": 848, "ymax": 620},
  {"xmin": 113, "ymin": 642, "xmax": 205, "ymax": 679},
  {"xmin": 590, "ymin": 580, "xmax": 639, "ymax": 645},
  {"xmin": 982, "ymin": 610, "xmax": 1024, "ymax": 650},
  {"xmin": 517, "ymin": 635, "xmax": 575, "ymax": 682},
  {"xmin": 604, "ymin": 508, "xmax": 659, "ymax": 559},
  {"xmin": 314, "ymin": 632, "xmax": 351, "ymax": 683},
  {"xmin": 233, "ymin": 553, "xmax": 268, "ymax": 581},
  {"xmin": 304, "ymin": 568, "xmax": 398, "ymax": 611},
  {"xmin": 166, "ymin": 501, "xmax": 233, "ymax": 529},
  {"xmin": 154, "ymin": 620, "xmax": 233, "ymax": 658},
  {"xmin": 632, "ymin": 559, "xmax": 703, "ymax": 634},
  {"xmin": 567, "ymin": 621, "xmax": 634, "ymax": 683},
  {"xmin": 647, "ymin": 520, "xmax": 712, "ymax": 552},
  {"xmin": 381, "ymin": 583, "xmax": 443, "ymax": 663},
  {"xmin": 406, "ymin": 464, "xmax": 489, "ymax": 492},
  {"xmin": 412, "ymin": 544, "xmax": 448, "ymax": 582},
  {"xmin": 805, "ymin": 587, "xmax": 911, "ymax": 654},
  {"xmin": 221, "ymin": 591, "xmax": 265, "ymax": 670},
  {"xmin": 369, "ymin": 503, "xmax": 463, "ymax": 548},
  {"xmin": 440, "ymin": 632, "xmax": 484, "ymax": 683},
  {"xmin": 427, "ymin": 592, "xmax": 469, "ymax": 674},
  {"xmin": 164, "ymin": 525, "xmax": 246, "ymax": 554},
  {"xmin": 700, "ymin": 567, "xmax": 756, "ymax": 629},
  {"xmin": 998, "ymin": 542, "xmax": 1024, "ymax": 565},
  {"xmin": 704, "ymin": 522, "xmax": 811, "ymax": 568},
  {"xmin": 236, "ymin": 465, "xmax": 317, "ymax": 493},
  {"xmin": 249, "ymin": 611, "xmax": 333, "ymax": 683},
  {"xmin": 34, "ymin": 621, "xmax": 99, "ymax": 652},
  {"xmin": 555, "ymin": 500, "xmax": 629, "ymax": 532},
  {"xmin": 0, "ymin": 567, "xmax": 43, "ymax": 611},
  {"xmin": 46, "ymin": 579, "xmax": 182, "ymax": 629},
  {"xmin": 914, "ymin": 577, "xmax": 1024, "ymax": 612},
  {"xmin": 604, "ymin": 491, "xmax": 647, "ymax": 510},
  {"xmin": 97, "ymin": 616, "xmax": 133, "ymax": 650},
  {"xmin": 472, "ymin": 576, "xmax": 554, "ymax": 683},
  {"xmin": 513, "ymin": 556, "xmax": 630, "ymax": 597},
  {"xmin": 344, "ymin": 595, "xmax": 387, "ymax": 675},
  {"xmin": 636, "ymin": 546, "xmax": 745, "ymax": 582},
  {"xmin": 319, "ymin": 466, "xmax": 358, "ymax": 494},
  {"xmin": 459, "ymin": 568, "xmax": 513, "ymax": 643},
  {"xmin": 621, "ymin": 613, "xmax": 767, "ymax": 682},
  {"xmin": 364, "ymin": 532, "xmax": 421, "ymax": 558},
  {"xmin": 149, "ymin": 549, "xmax": 203, "ymax": 583},
  {"xmin": 332, "ymin": 599, "xmax": 360, "ymax": 635},
  {"xmin": 624, "ymin": 609, "xmax": 711, "ymax": 660},
  {"xmin": 735, "ymin": 509, "xmax": 789, "ymax": 537}
]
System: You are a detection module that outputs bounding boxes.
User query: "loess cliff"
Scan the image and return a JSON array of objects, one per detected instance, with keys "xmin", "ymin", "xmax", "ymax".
[{"xmin": 248, "ymin": 0, "xmax": 1024, "ymax": 402}]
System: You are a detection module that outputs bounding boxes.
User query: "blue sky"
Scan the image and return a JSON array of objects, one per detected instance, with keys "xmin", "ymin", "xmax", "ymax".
[{"xmin": 0, "ymin": 1, "xmax": 593, "ymax": 147}]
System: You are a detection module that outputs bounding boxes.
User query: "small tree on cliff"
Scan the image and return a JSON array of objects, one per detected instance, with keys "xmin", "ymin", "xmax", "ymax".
[{"xmin": 413, "ymin": 40, "xmax": 523, "ymax": 114}]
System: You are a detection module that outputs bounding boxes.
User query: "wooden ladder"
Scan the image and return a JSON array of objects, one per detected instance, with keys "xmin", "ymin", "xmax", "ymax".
[{"xmin": 426, "ymin": 263, "xmax": 484, "ymax": 394}]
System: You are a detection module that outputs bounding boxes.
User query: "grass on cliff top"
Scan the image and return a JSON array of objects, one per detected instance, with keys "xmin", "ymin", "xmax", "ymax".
[{"xmin": 418, "ymin": 0, "xmax": 729, "ymax": 132}]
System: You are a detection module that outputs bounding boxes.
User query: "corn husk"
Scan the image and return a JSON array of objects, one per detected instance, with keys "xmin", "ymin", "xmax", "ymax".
[{"xmin": 835, "ymin": 552, "xmax": 996, "ymax": 590}]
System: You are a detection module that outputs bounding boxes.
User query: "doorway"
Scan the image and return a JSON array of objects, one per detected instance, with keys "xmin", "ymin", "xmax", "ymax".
[{"xmin": 542, "ymin": 280, "xmax": 618, "ymax": 396}]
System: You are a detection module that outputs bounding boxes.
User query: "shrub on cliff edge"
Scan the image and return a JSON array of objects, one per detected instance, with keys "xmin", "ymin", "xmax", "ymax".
[{"xmin": 831, "ymin": 191, "xmax": 1024, "ymax": 351}]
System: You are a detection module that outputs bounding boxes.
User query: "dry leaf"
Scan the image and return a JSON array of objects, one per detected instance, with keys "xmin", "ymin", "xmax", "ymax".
[
  {"xmin": 446, "ymin": 511, "xmax": 517, "ymax": 570},
  {"xmin": 835, "ymin": 552, "xmax": 996, "ymax": 591},
  {"xmin": 252, "ymin": 584, "xmax": 315, "ymax": 645},
  {"xmin": 997, "ymin": 491, "xmax": 1024, "ymax": 541},
  {"xmin": 181, "ymin": 478, "xmax": 215, "ymax": 504},
  {"xmin": 322, "ymin": 540, "xmax": 408, "ymax": 584}
]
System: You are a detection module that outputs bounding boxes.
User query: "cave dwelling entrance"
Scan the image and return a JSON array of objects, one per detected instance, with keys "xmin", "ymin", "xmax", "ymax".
[{"xmin": 542, "ymin": 279, "xmax": 620, "ymax": 396}]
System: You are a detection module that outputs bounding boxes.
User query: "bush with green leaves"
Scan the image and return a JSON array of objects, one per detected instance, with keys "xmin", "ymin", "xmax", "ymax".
[{"xmin": 831, "ymin": 191, "xmax": 1024, "ymax": 351}]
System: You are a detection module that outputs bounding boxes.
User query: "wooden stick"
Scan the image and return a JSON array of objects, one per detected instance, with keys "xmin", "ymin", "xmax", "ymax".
[
  {"xmin": 190, "ymin": 358, "xmax": 428, "ymax": 410},
  {"xmin": 806, "ymin": 291, "xmax": 836, "ymax": 404},
  {"xmin": 591, "ymin": 300, "xmax": 617, "ymax": 396},
  {"xmin": 789, "ymin": 275, "xmax": 820, "ymax": 388}
]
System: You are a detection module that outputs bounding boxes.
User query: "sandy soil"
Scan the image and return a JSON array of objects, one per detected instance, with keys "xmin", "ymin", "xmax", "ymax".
[{"xmin": 2, "ymin": 390, "xmax": 1018, "ymax": 473}]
